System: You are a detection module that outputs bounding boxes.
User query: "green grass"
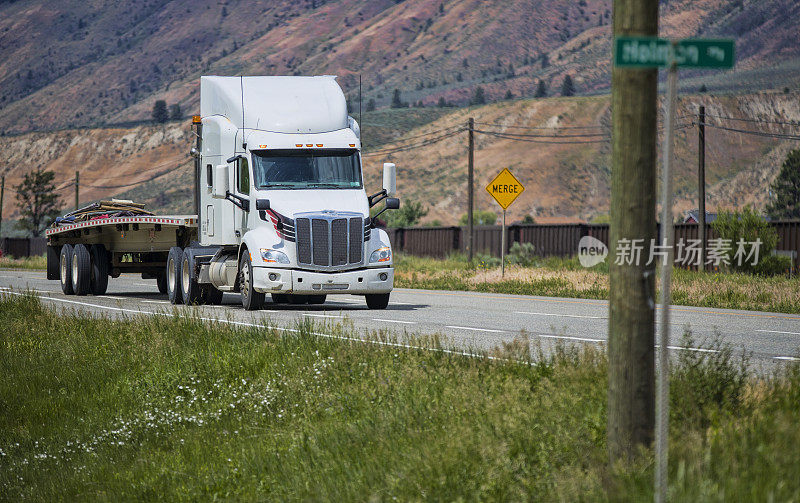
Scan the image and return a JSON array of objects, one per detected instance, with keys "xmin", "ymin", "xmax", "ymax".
[
  {"xmin": 1, "ymin": 294, "xmax": 799, "ymax": 501},
  {"xmin": 0, "ymin": 255, "xmax": 47, "ymax": 270},
  {"xmin": 395, "ymin": 253, "xmax": 800, "ymax": 314}
]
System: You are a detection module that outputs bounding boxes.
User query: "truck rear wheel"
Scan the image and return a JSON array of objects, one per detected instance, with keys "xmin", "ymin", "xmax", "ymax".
[
  {"xmin": 181, "ymin": 249, "xmax": 204, "ymax": 305},
  {"xmin": 71, "ymin": 244, "xmax": 91, "ymax": 296},
  {"xmin": 365, "ymin": 293, "xmax": 390, "ymax": 310},
  {"xmin": 167, "ymin": 247, "xmax": 183, "ymax": 305},
  {"xmin": 156, "ymin": 272, "xmax": 168, "ymax": 294},
  {"xmin": 307, "ymin": 295, "xmax": 327, "ymax": 305},
  {"xmin": 59, "ymin": 244, "xmax": 74, "ymax": 295},
  {"xmin": 239, "ymin": 252, "xmax": 264, "ymax": 311},
  {"xmin": 89, "ymin": 244, "xmax": 109, "ymax": 295}
]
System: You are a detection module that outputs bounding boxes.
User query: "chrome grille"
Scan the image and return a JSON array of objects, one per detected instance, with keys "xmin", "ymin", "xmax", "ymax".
[{"xmin": 295, "ymin": 212, "xmax": 365, "ymax": 271}]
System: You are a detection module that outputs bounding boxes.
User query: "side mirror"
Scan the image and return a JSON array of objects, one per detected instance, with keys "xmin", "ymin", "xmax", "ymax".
[
  {"xmin": 383, "ymin": 162, "xmax": 396, "ymax": 196},
  {"xmin": 385, "ymin": 197, "xmax": 400, "ymax": 210},
  {"xmin": 212, "ymin": 164, "xmax": 229, "ymax": 199},
  {"xmin": 256, "ymin": 199, "xmax": 270, "ymax": 211}
]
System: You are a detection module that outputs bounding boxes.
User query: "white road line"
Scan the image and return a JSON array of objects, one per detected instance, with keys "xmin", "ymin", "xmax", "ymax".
[
  {"xmin": 100, "ymin": 296, "xmax": 126, "ymax": 300},
  {"xmin": 515, "ymin": 311, "xmax": 606, "ymax": 320},
  {"xmin": 536, "ymin": 334, "xmax": 604, "ymax": 343},
  {"xmin": 142, "ymin": 300, "xmax": 169, "ymax": 304},
  {"xmin": 662, "ymin": 345, "xmax": 718, "ymax": 353},
  {"xmin": 773, "ymin": 356, "xmax": 800, "ymax": 361},
  {"xmin": 446, "ymin": 325, "xmax": 507, "ymax": 333},
  {"xmin": 303, "ymin": 313, "xmax": 343, "ymax": 319},
  {"xmin": 372, "ymin": 318, "xmax": 417, "ymax": 325},
  {"xmin": 756, "ymin": 329, "xmax": 800, "ymax": 336}
]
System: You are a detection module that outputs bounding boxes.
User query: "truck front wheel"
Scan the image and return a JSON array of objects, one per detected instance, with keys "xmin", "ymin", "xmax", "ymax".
[
  {"xmin": 239, "ymin": 252, "xmax": 265, "ymax": 311},
  {"xmin": 166, "ymin": 247, "xmax": 183, "ymax": 305},
  {"xmin": 181, "ymin": 249, "xmax": 204, "ymax": 305},
  {"xmin": 365, "ymin": 293, "xmax": 390, "ymax": 310}
]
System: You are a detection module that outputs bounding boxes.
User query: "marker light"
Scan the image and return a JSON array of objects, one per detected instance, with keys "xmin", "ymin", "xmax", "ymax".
[
  {"xmin": 295, "ymin": 144, "xmax": 303, "ymax": 147},
  {"xmin": 369, "ymin": 247, "xmax": 392, "ymax": 263},
  {"xmin": 192, "ymin": 115, "xmax": 202, "ymax": 124},
  {"xmin": 349, "ymin": 144, "xmax": 356, "ymax": 147},
  {"xmin": 306, "ymin": 144, "xmax": 313, "ymax": 147},
  {"xmin": 260, "ymin": 249, "xmax": 290, "ymax": 264},
  {"xmin": 316, "ymin": 144, "xmax": 323, "ymax": 147},
  {"xmin": 258, "ymin": 144, "xmax": 267, "ymax": 148}
]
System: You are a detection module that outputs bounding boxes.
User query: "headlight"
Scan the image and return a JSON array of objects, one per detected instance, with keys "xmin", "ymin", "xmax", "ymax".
[
  {"xmin": 260, "ymin": 248, "xmax": 290, "ymax": 264},
  {"xmin": 369, "ymin": 247, "xmax": 392, "ymax": 263}
]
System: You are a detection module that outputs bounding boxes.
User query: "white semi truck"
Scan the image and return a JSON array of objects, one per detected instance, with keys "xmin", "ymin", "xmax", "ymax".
[{"xmin": 45, "ymin": 75, "xmax": 400, "ymax": 310}]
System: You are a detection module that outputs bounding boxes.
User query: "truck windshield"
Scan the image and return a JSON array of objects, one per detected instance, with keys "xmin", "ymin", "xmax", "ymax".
[{"xmin": 251, "ymin": 149, "xmax": 362, "ymax": 190}]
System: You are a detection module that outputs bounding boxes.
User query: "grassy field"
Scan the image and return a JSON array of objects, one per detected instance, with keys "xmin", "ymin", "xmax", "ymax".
[
  {"xmin": 1, "ymin": 293, "xmax": 799, "ymax": 501},
  {"xmin": 0, "ymin": 256, "xmax": 47, "ymax": 270},
  {"xmin": 394, "ymin": 254, "xmax": 800, "ymax": 314}
]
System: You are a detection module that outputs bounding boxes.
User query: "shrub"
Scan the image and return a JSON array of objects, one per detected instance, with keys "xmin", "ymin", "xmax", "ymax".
[
  {"xmin": 507, "ymin": 242, "xmax": 537, "ymax": 266},
  {"xmin": 710, "ymin": 206, "xmax": 778, "ymax": 274}
]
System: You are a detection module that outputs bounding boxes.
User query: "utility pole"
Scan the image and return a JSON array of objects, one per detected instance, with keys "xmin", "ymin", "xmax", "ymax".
[
  {"xmin": 698, "ymin": 105, "xmax": 706, "ymax": 270},
  {"xmin": 467, "ymin": 117, "xmax": 475, "ymax": 262},
  {"xmin": 0, "ymin": 175, "xmax": 5, "ymax": 238},
  {"xmin": 74, "ymin": 171, "xmax": 80, "ymax": 211},
  {"xmin": 607, "ymin": 0, "xmax": 658, "ymax": 465}
]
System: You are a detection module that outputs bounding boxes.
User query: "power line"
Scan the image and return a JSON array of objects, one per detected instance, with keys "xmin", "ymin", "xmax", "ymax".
[
  {"xmin": 83, "ymin": 162, "xmax": 191, "ymax": 190},
  {"xmin": 702, "ymin": 113, "xmax": 800, "ymax": 127},
  {"xmin": 473, "ymin": 120, "xmax": 606, "ymax": 130},
  {"xmin": 473, "ymin": 129, "xmax": 610, "ymax": 144},
  {"xmin": 472, "ymin": 128, "xmax": 608, "ymax": 139},
  {"xmin": 363, "ymin": 128, "xmax": 466, "ymax": 157},
  {"xmin": 696, "ymin": 121, "xmax": 800, "ymax": 141},
  {"xmin": 383, "ymin": 125, "xmax": 464, "ymax": 143}
]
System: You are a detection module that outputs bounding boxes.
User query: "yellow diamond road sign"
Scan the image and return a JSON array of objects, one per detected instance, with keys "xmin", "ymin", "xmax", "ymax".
[{"xmin": 486, "ymin": 168, "xmax": 525, "ymax": 210}]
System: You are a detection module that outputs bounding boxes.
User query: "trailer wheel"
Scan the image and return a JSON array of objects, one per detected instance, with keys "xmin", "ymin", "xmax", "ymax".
[
  {"xmin": 47, "ymin": 245, "xmax": 60, "ymax": 280},
  {"xmin": 156, "ymin": 272, "xmax": 168, "ymax": 294},
  {"xmin": 89, "ymin": 244, "xmax": 109, "ymax": 295},
  {"xmin": 239, "ymin": 252, "xmax": 264, "ymax": 311},
  {"xmin": 365, "ymin": 293, "xmax": 390, "ymax": 310},
  {"xmin": 181, "ymin": 249, "xmax": 204, "ymax": 305},
  {"xmin": 203, "ymin": 286, "xmax": 224, "ymax": 305},
  {"xmin": 167, "ymin": 247, "xmax": 183, "ymax": 305},
  {"xmin": 307, "ymin": 295, "xmax": 327, "ymax": 305},
  {"xmin": 59, "ymin": 244, "xmax": 74, "ymax": 295},
  {"xmin": 71, "ymin": 244, "xmax": 91, "ymax": 296}
]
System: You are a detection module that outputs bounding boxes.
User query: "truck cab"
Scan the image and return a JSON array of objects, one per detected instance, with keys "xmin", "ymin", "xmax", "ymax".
[{"xmin": 172, "ymin": 75, "xmax": 399, "ymax": 310}]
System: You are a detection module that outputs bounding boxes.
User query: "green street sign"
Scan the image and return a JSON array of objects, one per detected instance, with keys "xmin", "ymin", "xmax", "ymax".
[{"xmin": 615, "ymin": 37, "xmax": 735, "ymax": 69}]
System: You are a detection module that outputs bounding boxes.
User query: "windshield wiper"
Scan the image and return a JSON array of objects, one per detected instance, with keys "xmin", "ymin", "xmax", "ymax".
[
  {"xmin": 264, "ymin": 183, "xmax": 300, "ymax": 188},
  {"xmin": 307, "ymin": 182, "xmax": 349, "ymax": 188}
]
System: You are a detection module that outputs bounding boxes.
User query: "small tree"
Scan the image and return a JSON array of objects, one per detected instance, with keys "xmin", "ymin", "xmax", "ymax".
[
  {"xmin": 504, "ymin": 90, "xmax": 514, "ymax": 100},
  {"xmin": 366, "ymin": 98, "xmax": 376, "ymax": 112},
  {"xmin": 152, "ymin": 100, "xmax": 168, "ymax": 123},
  {"xmin": 561, "ymin": 75, "xmax": 575, "ymax": 96},
  {"xmin": 437, "ymin": 97, "xmax": 447, "ymax": 108},
  {"xmin": 373, "ymin": 200, "xmax": 428, "ymax": 227},
  {"xmin": 14, "ymin": 168, "xmax": 61, "ymax": 237},
  {"xmin": 169, "ymin": 103, "xmax": 181, "ymax": 120},
  {"xmin": 766, "ymin": 149, "xmax": 800, "ymax": 219},
  {"xmin": 390, "ymin": 89, "xmax": 404, "ymax": 108},
  {"xmin": 541, "ymin": 54, "xmax": 549, "ymax": 69},
  {"xmin": 470, "ymin": 86, "xmax": 486, "ymax": 105},
  {"xmin": 534, "ymin": 80, "xmax": 547, "ymax": 98},
  {"xmin": 459, "ymin": 210, "xmax": 497, "ymax": 226},
  {"xmin": 711, "ymin": 206, "xmax": 778, "ymax": 274}
]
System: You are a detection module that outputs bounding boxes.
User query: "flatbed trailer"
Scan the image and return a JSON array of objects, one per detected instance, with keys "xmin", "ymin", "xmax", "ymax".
[{"xmin": 45, "ymin": 215, "xmax": 198, "ymax": 295}]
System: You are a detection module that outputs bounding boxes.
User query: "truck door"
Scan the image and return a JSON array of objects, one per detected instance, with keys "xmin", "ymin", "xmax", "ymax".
[{"xmin": 233, "ymin": 156, "xmax": 251, "ymax": 240}]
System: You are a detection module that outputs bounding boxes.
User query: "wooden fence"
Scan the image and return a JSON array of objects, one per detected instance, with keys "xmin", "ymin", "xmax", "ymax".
[
  {"xmin": 0, "ymin": 237, "xmax": 47, "ymax": 258},
  {"xmin": 388, "ymin": 221, "xmax": 800, "ymax": 265}
]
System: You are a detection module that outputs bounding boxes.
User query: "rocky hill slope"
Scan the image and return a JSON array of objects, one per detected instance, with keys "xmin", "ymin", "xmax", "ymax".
[{"xmin": 0, "ymin": 0, "xmax": 798, "ymax": 134}]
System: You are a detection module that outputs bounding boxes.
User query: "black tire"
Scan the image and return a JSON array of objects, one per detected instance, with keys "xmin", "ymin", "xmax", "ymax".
[
  {"xmin": 239, "ymin": 252, "xmax": 264, "ymax": 311},
  {"xmin": 288, "ymin": 295, "xmax": 308, "ymax": 305},
  {"xmin": 89, "ymin": 244, "xmax": 109, "ymax": 295},
  {"xmin": 47, "ymin": 245, "xmax": 60, "ymax": 280},
  {"xmin": 365, "ymin": 293, "xmax": 390, "ymax": 310},
  {"xmin": 156, "ymin": 272, "xmax": 168, "ymax": 294},
  {"xmin": 181, "ymin": 249, "xmax": 204, "ymax": 305},
  {"xmin": 71, "ymin": 244, "xmax": 91, "ymax": 296},
  {"xmin": 203, "ymin": 285, "xmax": 224, "ymax": 305},
  {"xmin": 307, "ymin": 295, "xmax": 327, "ymax": 305},
  {"xmin": 167, "ymin": 247, "xmax": 183, "ymax": 305},
  {"xmin": 59, "ymin": 244, "xmax": 74, "ymax": 295},
  {"xmin": 271, "ymin": 293, "xmax": 289, "ymax": 304}
]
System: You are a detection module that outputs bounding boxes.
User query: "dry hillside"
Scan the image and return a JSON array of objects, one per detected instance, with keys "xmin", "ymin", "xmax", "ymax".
[
  {"xmin": 1, "ymin": 92, "xmax": 797, "ymax": 228},
  {"xmin": 0, "ymin": 0, "xmax": 799, "ymax": 134}
]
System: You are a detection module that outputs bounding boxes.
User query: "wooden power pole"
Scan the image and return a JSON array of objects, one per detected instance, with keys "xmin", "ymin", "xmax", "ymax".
[
  {"xmin": 698, "ymin": 105, "xmax": 706, "ymax": 270},
  {"xmin": 0, "ymin": 175, "xmax": 5, "ymax": 238},
  {"xmin": 607, "ymin": 0, "xmax": 659, "ymax": 462},
  {"xmin": 467, "ymin": 117, "xmax": 475, "ymax": 262},
  {"xmin": 74, "ymin": 171, "xmax": 80, "ymax": 211}
]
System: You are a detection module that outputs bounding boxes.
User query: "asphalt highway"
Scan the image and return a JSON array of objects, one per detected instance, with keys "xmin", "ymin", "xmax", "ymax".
[{"xmin": 2, "ymin": 268, "xmax": 799, "ymax": 367}]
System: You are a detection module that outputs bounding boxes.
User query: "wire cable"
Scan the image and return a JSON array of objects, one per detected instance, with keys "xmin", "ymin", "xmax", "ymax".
[
  {"xmin": 473, "ymin": 129, "xmax": 611, "ymax": 144},
  {"xmin": 695, "ymin": 121, "xmax": 800, "ymax": 141},
  {"xmin": 473, "ymin": 120, "xmax": 606, "ymax": 130},
  {"xmin": 363, "ymin": 128, "xmax": 466, "ymax": 156},
  {"xmin": 702, "ymin": 113, "xmax": 800, "ymax": 127}
]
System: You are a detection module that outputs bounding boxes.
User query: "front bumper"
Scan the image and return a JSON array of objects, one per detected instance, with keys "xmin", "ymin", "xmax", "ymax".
[{"xmin": 251, "ymin": 266, "xmax": 394, "ymax": 295}]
